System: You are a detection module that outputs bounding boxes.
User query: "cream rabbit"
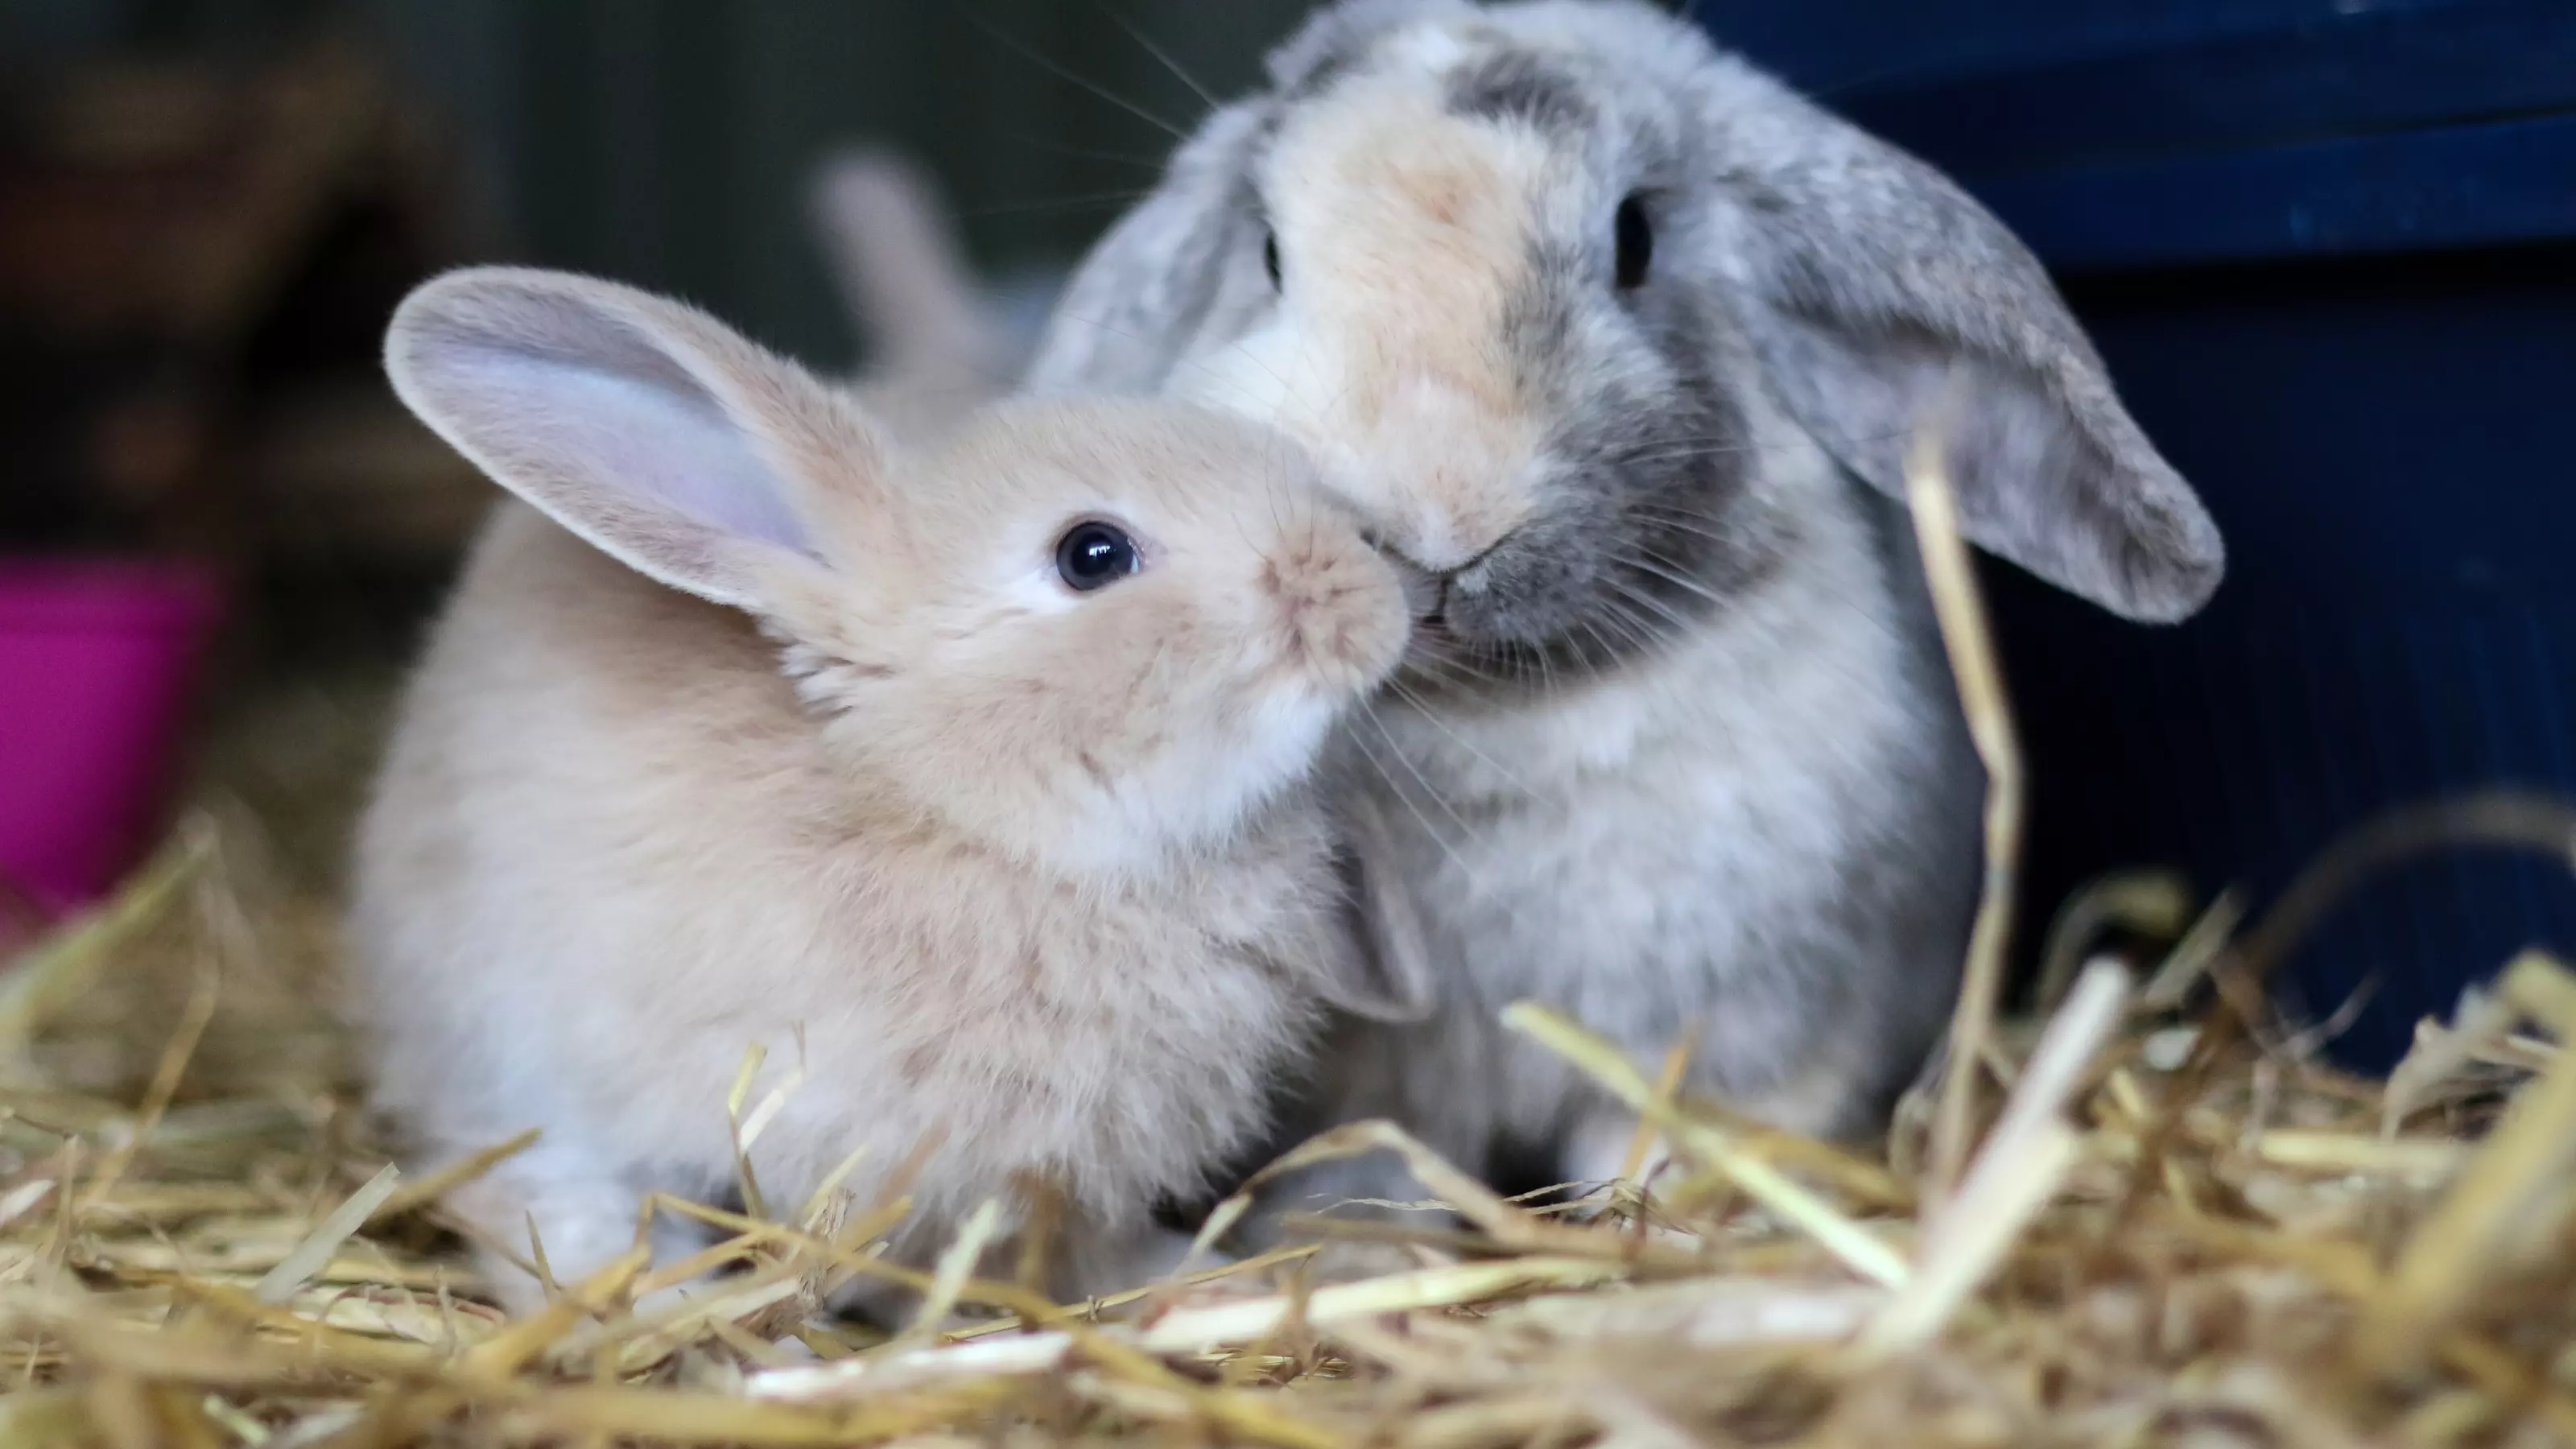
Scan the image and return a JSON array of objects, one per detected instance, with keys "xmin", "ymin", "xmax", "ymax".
[
  {"xmin": 350, "ymin": 266, "xmax": 1423, "ymax": 1316},
  {"xmin": 1026, "ymin": 0, "xmax": 2223, "ymax": 1240}
]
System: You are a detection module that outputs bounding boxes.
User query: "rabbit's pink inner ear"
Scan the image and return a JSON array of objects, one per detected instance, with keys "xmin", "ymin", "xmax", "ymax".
[
  {"xmin": 467, "ymin": 353, "xmax": 815, "ymax": 549},
  {"xmin": 386, "ymin": 270, "xmax": 828, "ymax": 612}
]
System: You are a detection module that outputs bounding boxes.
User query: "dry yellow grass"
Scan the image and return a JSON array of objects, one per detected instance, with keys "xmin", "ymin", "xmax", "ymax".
[
  {"xmin": 8, "ymin": 812, "xmax": 2574, "ymax": 1448},
  {"xmin": 6, "ymin": 444, "xmax": 2574, "ymax": 1446}
]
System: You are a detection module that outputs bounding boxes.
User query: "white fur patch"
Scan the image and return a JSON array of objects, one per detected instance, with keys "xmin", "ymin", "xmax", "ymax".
[{"xmin": 1385, "ymin": 22, "xmax": 1472, "ymax": 76}]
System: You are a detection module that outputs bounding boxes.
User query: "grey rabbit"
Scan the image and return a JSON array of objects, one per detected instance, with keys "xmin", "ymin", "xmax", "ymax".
[{"xmin": 1024, "ymin": 0, "xmax": 2223, "ymax": 1249}]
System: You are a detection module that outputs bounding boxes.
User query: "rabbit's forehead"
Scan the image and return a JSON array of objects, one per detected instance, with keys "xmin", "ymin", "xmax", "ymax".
[
  {"xmin": 1273, "ymin": 88, "xmax": 1560, "ymax": 250},
  {"xmin": 1261, "ymin": 22, "xmax": 1662, "ymax": 264},
  {"xmin": 1277, "ymin": 10, "xmax": 1651, "ymax": 148},
  {"xmin": 1274, "ymin": 71, "xmax": 1571, "ymax": 282}
]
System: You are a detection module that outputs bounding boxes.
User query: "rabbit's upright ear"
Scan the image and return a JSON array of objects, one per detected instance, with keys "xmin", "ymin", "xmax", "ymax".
[
  {"xmin": 387, "ymin": 267, "xmax": 894, "ymax": 612},
  {"xmin": 809, "ymin": 147, "xmax": 1002, "ymax": 378},
  {"xmin": 1706, "ymin": 73, "xmax": 2223, "ymax": 622}
]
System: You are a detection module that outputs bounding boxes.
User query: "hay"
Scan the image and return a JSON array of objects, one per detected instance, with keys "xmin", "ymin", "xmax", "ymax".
[
  {"xmin": 10, "ymin": 476, "xmax": 2576, "ymax": 1445},
  {"xmin": 10, "ymin": 828, "xmax": 2574, "ymax": 1449}
]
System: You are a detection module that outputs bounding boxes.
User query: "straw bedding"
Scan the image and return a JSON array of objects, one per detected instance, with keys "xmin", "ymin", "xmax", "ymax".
[{"xmin": 6, "ymin": 470, "xmax": 2576, "ymax": 1448}]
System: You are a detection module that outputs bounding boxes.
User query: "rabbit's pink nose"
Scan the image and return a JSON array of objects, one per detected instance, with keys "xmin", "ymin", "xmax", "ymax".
[
  {"xmin": 1367, "ymin": 472, "xmax": 1521, "ymax": 576},
  {"xmin": 1376, "ymin": 529, "xmax": 1509, "ymax": 622},
  {"xmin": 1265, "ymin": 548, "xmax": 1408, "ymax": 684}
]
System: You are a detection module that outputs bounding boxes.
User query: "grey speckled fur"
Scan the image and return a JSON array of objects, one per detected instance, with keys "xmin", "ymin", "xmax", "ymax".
[{"xmin": 1028, "ymin": 0, "xmax": 2220, "ymax": 1237}]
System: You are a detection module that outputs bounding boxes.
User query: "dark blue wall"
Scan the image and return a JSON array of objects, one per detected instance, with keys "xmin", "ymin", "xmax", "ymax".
[{"xmin": 1699, "ymin": 0, "xmax": 2576, "ymax": 1068}]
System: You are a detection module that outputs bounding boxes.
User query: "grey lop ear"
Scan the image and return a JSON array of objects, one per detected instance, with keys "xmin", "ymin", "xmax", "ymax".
[
  {"xmin": 1024, "ymin": 103, "xmax": 1274, "ymax": 397},
  {"xmin": 1026, "ymin": 0, "xmax": 1472, "ymax": 399},
  {"xmin": 1703, "ymin": 63, "xmax": 2224, "ymax": 622},
  {"xmin": 1321, "ymin": 791, "xmax": 1439, "ymax": 1025}
]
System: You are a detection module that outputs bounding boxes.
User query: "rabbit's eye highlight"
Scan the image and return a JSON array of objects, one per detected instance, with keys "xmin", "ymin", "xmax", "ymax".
[
  {"xmin": 1615, "ymin": 194, "xmax": 1652, "ymax": 289},
  {"xmin": 1262, "ymin": 231, "xmax": 1283, "ymax": 291},
  {"xmin": 1056, "ymin": 521, "xmax": 1141, "ymax": 592}
]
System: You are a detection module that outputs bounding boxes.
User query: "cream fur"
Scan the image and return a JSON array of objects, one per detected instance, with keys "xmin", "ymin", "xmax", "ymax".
[
  {"xmin": 1195, "ymin": 66, "xmax": 1562, "ymax": 572},
  {"xmin": 353, "ymin": 270, "xmax": 1412, "ymax": 1316}
]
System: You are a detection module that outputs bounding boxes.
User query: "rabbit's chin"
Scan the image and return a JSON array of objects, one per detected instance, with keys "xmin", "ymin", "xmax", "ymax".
[{"xmin": 940, "ymin": 681, "xmax": 1348, "ymax": 881}]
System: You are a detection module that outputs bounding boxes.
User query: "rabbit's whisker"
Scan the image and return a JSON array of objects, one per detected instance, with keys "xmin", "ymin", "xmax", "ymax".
[
  {"xmin": 1612, "ymin": 548, "xmax": 1732, "ymax": 610},
  {"xmin": 1381, "ymin": 677, "xmax": 1537, "ymax": 797},
  {"xmin": 1360, "ymin": 704, "xmax": 1485, "ymax": 852},
  {"xmin": 1092, "ymin": 2, "xmax": 1223, "ymax": 114},
  {"xmin": 965, "ymin": 190, "xmax": 1159, "ymax": 221},
  {"xmin": 1600, "ymin": 578, "xmax": 1698, "ymax": 638},
  {"xmin": 1001, "ymin": 131, "xmax": 1172, "ymax": 171},
  {"xmin": 1343, "ymin": 708, "xmax": 1477, "ymax": 888},
  {"xmin": 1586, "ymin": 605, "xmax": 1659, "ymax": 666},
  {"xmin": 969, "ymin": 13, "xmax": 1190, "ymax": 139}
]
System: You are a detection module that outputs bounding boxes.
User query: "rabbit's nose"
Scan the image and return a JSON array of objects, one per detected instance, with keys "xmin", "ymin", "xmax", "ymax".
[{"xmin": 1266, "ymin": 548, "xmax": 1410, "ymax": 687}]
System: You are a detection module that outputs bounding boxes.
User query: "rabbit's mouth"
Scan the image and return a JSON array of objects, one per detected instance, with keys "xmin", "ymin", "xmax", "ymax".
[
  {"xmin": 1397, "ymin": 584, "xmax": 1646, "ymax": 698},
  {"xmin": 1377, "ymin": 509, "xmax": 1623, "ymax": 688},
  {"xmin": 1391, "ymin": 497, "xmax": 1786, "ymax": 699}
]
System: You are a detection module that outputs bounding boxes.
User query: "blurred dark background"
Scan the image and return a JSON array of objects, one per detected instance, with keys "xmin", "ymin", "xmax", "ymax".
[
  {"xmin": 1, "ymin": 0, "xmax": 1314, "ymax": 364},
  {"xmin": 0, "ymin": 0, "xmax": 1311, "ymax": 949},
  {"xmin": 4, "ymin": 0, "xmax": 2574, "ymax": 1074}
]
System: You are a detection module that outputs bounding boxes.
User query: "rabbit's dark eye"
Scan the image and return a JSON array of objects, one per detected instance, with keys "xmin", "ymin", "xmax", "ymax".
[
  {"xmin": 1614, "ymin": 194, "xmax": 1652, "ymax": 290},
  {"xmin": 1055, "ymin": 520, "xmax": 1141, "ymax": 592},
  {"xmin": 1263, "ymin": 230, "xmax": 1283, "ymax": 291}
]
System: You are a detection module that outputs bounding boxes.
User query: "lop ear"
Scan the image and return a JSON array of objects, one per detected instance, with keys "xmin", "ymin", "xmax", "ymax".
[
  {"xmin": 1318, "ymin": 790, "xmax": 1439, "ymax": 1025},
  {"xmin": 386, "ymin": 266, "xmax": 894, "ymax": 611},
  {"xmin": 1703, "ymin": 64, "xmax": 2223, "ymax": 622},
  {"xmin": 1030, "ymin": 0, "xmax": 1479, "ymax": 399},
  {"xmin": 1024, "ymin": 103, "xmax": 1277, "ymax": 397}
]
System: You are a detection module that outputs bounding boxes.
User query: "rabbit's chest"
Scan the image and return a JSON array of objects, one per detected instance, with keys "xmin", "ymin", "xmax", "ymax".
[
  {"xmin": 756, "ymin": 893, "xmax": 1318, "ymax": 1212},
  {"xmin": 1362, "ymin": 565, "xmax": 1969, "ymax": 1021}
]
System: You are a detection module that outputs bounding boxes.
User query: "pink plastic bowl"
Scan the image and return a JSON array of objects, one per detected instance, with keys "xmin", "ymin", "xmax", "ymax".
[{"xmin": 0, "ymin": 559, "xmax": 224, "ymax": 914}]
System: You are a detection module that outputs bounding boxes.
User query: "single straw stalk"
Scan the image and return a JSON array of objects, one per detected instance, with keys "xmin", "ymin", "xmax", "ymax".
[
  {"xmin": 1502, "ymin": 1002, "xmax": 1910, "ymax": 1289},
  {"xmin": 1862, "ymin": 961, "xmax": 2130, "ymax": 1354},
  {"xmin": 1906, "ymin": 411, "xmax": 2028, "ymax": 1204},
  {"xmin": 251, "ymin": 1163, "xmax": 402, "ymax": 1304},
  {"xmin": 747, "ymin": 1257, "xmax": 1622, "ymax": 1401}
]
